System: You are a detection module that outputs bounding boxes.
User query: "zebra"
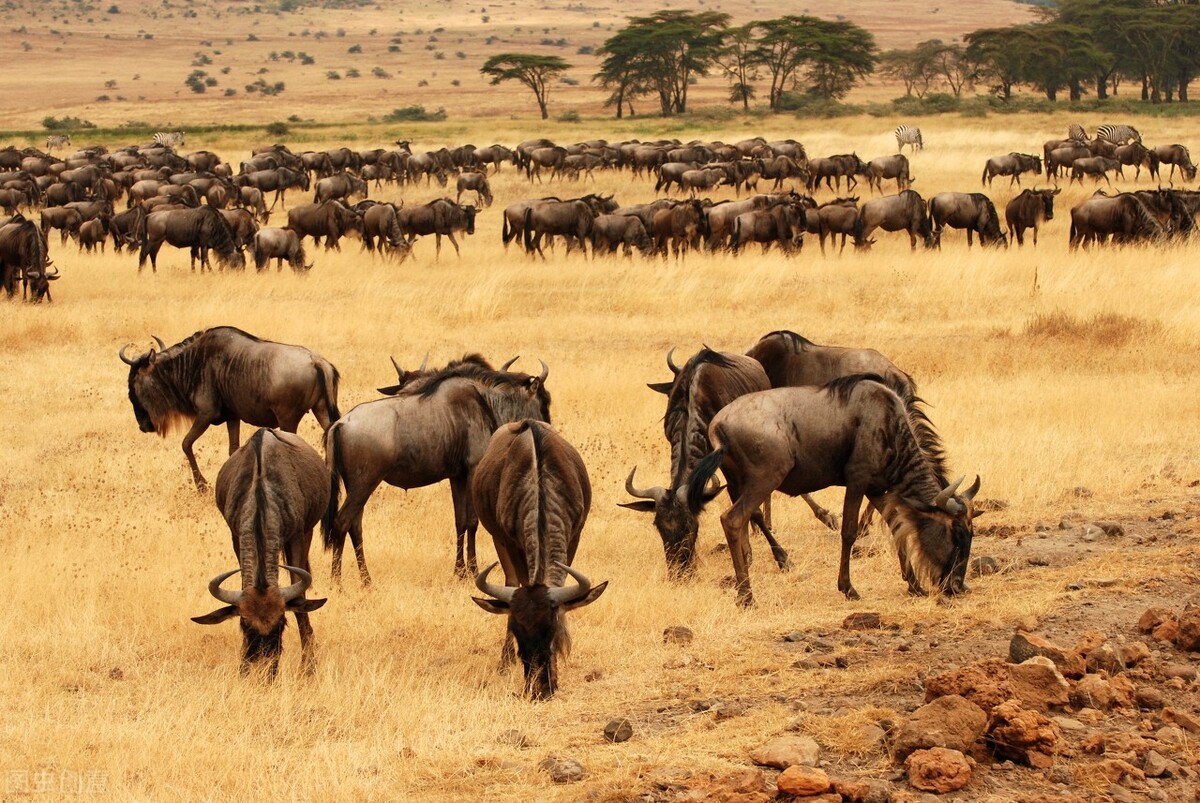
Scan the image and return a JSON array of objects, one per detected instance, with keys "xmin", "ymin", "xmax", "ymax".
[
  {"xmin": 45, "ymin": 134, "xmax": 72, "ymax": 152},
  {"xmin": 1067, "ymin": 124, "xmax": 1088, "ymax": 144},
  {"xmin": 153, "ymin": 130, "xmax": 186, "ymax": 148},
  {"xmin": 1095, "ymin": 124, "xmax": 1141, "ymax": 145},
  {"xmin": 895, "ymin": 125, "xmax": 923, "ymax": 153}
]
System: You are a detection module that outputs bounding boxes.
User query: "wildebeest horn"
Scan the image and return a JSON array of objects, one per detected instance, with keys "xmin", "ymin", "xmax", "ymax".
[
  {"xmin": 152, "ymin": 335, "xmax": 166, "ymax": 351},
  {"xmin": 475, "ymin": 561, "xmax": 515, "ymax": 603},
  {"xmin": 963, "ymin": 475, "xmax": 981, "ymax": 502},
  {"xmin": 390, "ymin": 355, "xmax": 404, "ymax": 378},
  {"xmin": 548, "ymin": 561, "xmax": 592, "ymax": 605},
  {"xmin": 419, "ymin": 352, "xmax": 429, "ymax": 371},
  {"xmin": 207, "ymin": 568, "xmax": 244, "ymax": 606},
  {"xmin": 501, "ymin": 355, "xmax": 519, "ymax": 371},
  {"xmin": 279, "ymin": 564, "xmax": 312, "ymax": 603},
  {"xmin": 537, "ymin": 359, "xmax": 548, "ymax": 384},
  {"xmin": 625, "ymin": 466, "xmax": 666, "ymax": 503},
  {"xmin": 119, "ymin": 343, "xmax": 146, "ymax": 365},
  {"xmin": 933, "ymin": 475, "xmax": 966, "ymax": 513},
  {"xmin": 666, "ymin": 346, "xmax": 681, "ymax": 376}
]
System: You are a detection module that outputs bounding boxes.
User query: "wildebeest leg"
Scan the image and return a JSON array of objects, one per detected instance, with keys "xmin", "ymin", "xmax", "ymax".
[
  {"xmin": 450, "ymin": 475, "xmax": 473, "ymax": 577},
  {"xmin": 837, "ymin": 489, "xmax": 865, "ymax": 600},
  {"xmin": 966, "ymin": 229, "xmax": 973, "ymax": 248},
  {"xmin": 748, "ymin": 505, "xmax": 790, "ymax": 571},
  {"xmin": 285, "ymin": 537, "xmax": 319, "ymax": 673},
  {"xmin": 446, "ymin": 232, "xmax": 460, "ymax": 256},
  {"xmin": 1031, "ymin": 224, "xmax": 1038, "ymax": 247},
  {"xmin": 226, "ymin": 420, "xmax": 240, "ymax": 456},
  {"xmin": 181, "ymin": 416, "xmax": 217, "ymax": 490},
  {"xmin": 346, "ymin": 508, "xmax": 371, "ymax": 586},
  {"xmin": 800, "ymin": 493, "xmax": 839, "ymax": 531}
]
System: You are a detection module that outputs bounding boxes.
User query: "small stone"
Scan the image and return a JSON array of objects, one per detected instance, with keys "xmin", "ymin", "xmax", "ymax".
[
  {"xmin": 843, "ymin": 612, "xmax": 882, "ymax": 630},
  {"xmin": 1059, "ymin": 518, "xmax": 1074, "ymax": 530},
  {"xmin": 776, "ymin": 765, "xmax": 830, "ymax": 796},
  {"xmin": 1153, "ymin": 619, "xmax": 1180, "ymax": 644},
  {"xmin": 603, "ymin": 718, "xmax": 632, "ymax": 743},
  {"xmin": 782, "ymin": 631, "xmax": 807, "ymax": 643},
  {"xmin": 1009, "ymin": 632, "xmax": 1086, "ymax": 677},
  {"xmin": 864, "ymin": 780, "xmax": 892, "ymax": 803},
  {"xmin": 1162, "ymin": 708, "xmax": 1200, "ymax": 734},
  {"xmin": 1118, "ymin": 641, "xmax": 1151, "ymax": 668},
  {"xmin": 970, "ymin": 555, "xmax": 999, "ymax": 577},
  {"xmin": 1086, "ymin": 642, "xmax": 1122, "ymax": 674},
  {"xmin": 1008, "ymin": 657, "xmax": 1070, "ymax": 711},
  {"xmin": 811, "ymin": 638, "xmax": 835, "ymax": 652},
  {"xmin": 892, "ymin": 695, "xmax": 988, "ymax": 760},
  {"xmin": 496, "ymin": 729, "xmax": 529, "ymax": 748},
  {"xmin": 1046, "ymin": 765, "xmax": 1074, "ymax": 785},
  {"xmin": 1080, "ymin": 524, "xmax": 1104, "ymax": 542},
  {"xmin": 1175, "ymin": 609, "xmax": 1200, "ymax": 651},
  {"xmin": 1094, "ymin": 520, "xmax": 1125, "ymax": 536},
  {"xmin": 539, "ymin": 756, "xmax": 584, "ymax": 783},
  {"xmin": 749, "ymin": 734, "xmax": 820, "ymax": 769},
  {"xmin": 1138, "ymin": 607, "xmax": 1175, "ymax": 633},
  {"xmin": 1107, "ymin": 783, "xmax": 1136, "ymax": 803},
  {"xmin": 833, "ymin": 777, "xmax": 872, "ymax": 803},
  {"xmin": 663, "ymin": 626, "xmax": 694, "ymax": 646},
  {"xmin": 1156, "ymin": 725, "xmax": 1187, "ymax": 746},
  {"xmin": 988, "ymin": 700, "xmax": 1061, "ymax": 766},
  {"xmin": 1163, "ymin": 663, "xmax": 1197, "ymax": 681},
  {"xmin": 1135, "ymin": 688, "xmax": 1166, "ymax": 710},
  {"xmin": 905, "ymin": 748, "xmax": 972, "ymax": 793},
  {"xmin": 1097, "ymin": 758, "xmax": 1144, "ymax": 784},
  {"xmin": 1144, "ymin": 749, "xmax": 1171, "ymax": 778},
  {"xmin": 583, "ymin": 670, "xmax": 604, "ymax": 682},
  {"xmin": 1035, "ymin": 522, "xmax": 1051, "ymax": 532},
  {"xmin": 1027, "ymin": 556, "xmax": 1051, "ymax": 567},
  {"xmin": 1052, "ymin": 716, "xmax": 1086, "ymax": 733},
  {"xmin": 1072, "ymin": 673, "xmax": 1135, "ymax": 710}
]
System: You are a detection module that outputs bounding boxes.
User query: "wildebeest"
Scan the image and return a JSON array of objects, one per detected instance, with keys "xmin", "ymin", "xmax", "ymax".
[
  {"xmin": 523, "ymin": 200, "xmax": 594, "ymax": 258},
  {"xmin": 1045, "ymin": 144, "xmax": 1091, "ymax": 180},
  {"xmin": 313, "ymin": 171, "xmax": 368, "ymax": 204},
  {"xmin": 1069, "ymin": 156, "xmax": 1124, "ymax": 187},
  {"xmin": 1131, "ymin": 189, "xmax": 1195, "ymax": 239},
  {"xmin": 501, "ymin": 197, "xmax": 561, "ymax": 249},
  {"xmin": 286, "ymin": 201, "xmax": 362, "ymax": 251},
  {"xmin": 322, "ymin": 359, "xmax": 552, "ymax": 585},
  {"xmin": 1154, "ymin": 144, "xmax": 1197, "ymax": 183},
  {"xmin": 79, "ymin": 217, "xmax": 108, "ymax": 253},
  {"xmin": 472, "ymin": 144, "xmax": 517, "ymax": 173},
  {"xmin": 119, "ymin": 327, "xmax": 341, "ymax": 489},
  {"xmin": 237, "ymin": 167, "xmax": 310, "ymax": 210},
  {"xmin": 590, "ymin": 213, "xmax": 652, "ymax": 256},
  {"xmin": 654, "ymin": 161, "xmax": 701, "ymax": 194},
  {"xmin": 1114, "ymin": 142, "xmax": 1159, "ymax": 181},
  {"xmin": 526, "ymin": 146, "xmax": 569, "ymax": 182},
  {"xmin": 456, "ymin": 171, "xmax": 493, "ymax": 207},
  {"xmin": 1069, "ymin": 193, "xmax": 1165, "ymax": 248},
  {"xmin": 813, "ymin": 197, "xmax": 863, "ymax": 254},
  {"xmin": 218, "ymin": 207, "xmax": 259, "ymax": 250},
  {"xmin": 109, "ymin": 206, "xmax": 147, "ymax": 252},
  {"xmin": 237, "ymin": 186, "xmax": 270, "ymax": 224},
  {"xmin": 808, "ymin": 154, "xmax": 869, "ymax": 192},
  {"xmin": 928, "ymin": 192, "xmax": 1006, "ymax": 248},
  {"xmin": 191, "ymin": 428, "xmax": 329, "ymax": 677},
  {"xmin": 679, "ymin": 168, "xmax": 726, "ymax": 195},
  {"xmin": 0, "ymin": 188, "xmax": 29, "ymax": 215},
  {"xmin": 981, "ymin": 153, "xmax": 1041, "ymax": 188},
  {"xmin": 470, "ymin": 420, "xmax": 607, "ymax": 700},
  {"xmin": 253, "ymin": 227, "xmax": 311, "ymax": 271},
  {"xmin": 691, "ymin": 375, "xmax": 978, "ymax": 606},
  {"xmin": 396, "ymin": 198, "xmax": 476, "ymax": 258},
  {"xmin": 856, "ymin": 189, "xmax": 934, "ymax": 250},
  {"xmin": 361, "ymin": 202, "xmax": 411, "ymax": 260},
  {"xmin": 651, "ymin": 199, "xmax": 710, "ymax": 258},
  {"xmin": 866, "ymin": 154, "xmax": 913, "ymax": 193},
  {"xmin": 139, "ymin": 206, "xmax": 246, "ymax": 272},
  {"xmin": 1005, "ymin": 187, "xmax": 1060, "ymax": 246},
  {"xmin": 757, "ymin": 155, "xmax": 807, "ymax": 191},
  {"xmin": 730, "ymin": 203, "xmax": 805, "ymax": 254},
  {"xmin": 40, "ymin": 206, "xmax": 84, "ymax": 245},
  {"xmin": 0, "ymin": 215, "xmax": 57, "ymax": 301}
]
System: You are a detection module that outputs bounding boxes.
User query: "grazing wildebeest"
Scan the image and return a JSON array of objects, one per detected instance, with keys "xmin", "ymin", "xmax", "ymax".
[
  {"xmin": 119, "ymin": 327, "xmax": 341, "ymax": 489},
  {"xmin": 1154, "ymin": 144, "xmax": 1197, "ymax": 183},
  {"xmin": 690, "ymin": 375, "xmax": 978, "ymax": 606},
  {"xmin": 79, "ymin": 217, "xmax": 108, "ymax": 253},
  {"xmin": 139, "ymin": 206, "xmax": 246, "ymax": 272},
  {"xmin": 397, "ymin": 198, "xmax": 476, "ymax": 258},
  {"xmin": 361, "ymin": 202, "xmax": 410, "ymax": 259},
  {"xmin": 679, "ymin": 168, "xmax": 726, "ymax": 196},
  {"xmin": 40, "ymin": 206, "xmax": 84, "ymax": 245},
  {"xmin": 1045, "ymin": 145, "xmax": 1091, "ymax": 180},
  {"xmin": 109, "ymin": 206, "xmax": 147, "ymax": 252},
  {"xmin": 654, "ymin": 161, "xmax": 700, "ymax": 194},
  {"xmin": 527, "ymin": 146, "xmax": 569, "ymax": 182},
  {"xmin": 1114, "ymin": 142, "xmax": 1159, "ymax": 181},
  {"xmin": 704, "ymin": 195, "xmax": 784, "ymax": 250},
  {"xmin": 928, "ymin": 192, "xmax": 1006, "ymax": 248},
  {"xmin": 470, "ymin": 420, "xmax": 607, "ymax": 700},
  {"xmin": 238, "ymin": 186, "xmax": 270, "ymax": 224},
  {"xmin": 0, "ymin": 215, "xmax": 57, "ymax": 301},
  {"xmin": 523, "ymin": 200, "xmax": 594, "ymax": 258},
  {"xmin": 757, "ymin": 155, "xmax": 808, "ymax": 192},
  {"xmin": 313, "ymin": 172, "xmax": 368, "ymax": 204},
  {"xmin": 730, "ymin": 203, "xmax": 805, "ymax": 254},
  {"xmin": 808, "ymin": 154, "xmax": 869, "ymax": 193},
  {"xmin": 219, "ymin": 207, "xmax": 259, "ymax": 250},
  {"xmin": 0, "ymin": 188, "xmax": 29, "ymax": 215},
  {"xmin": 1005, "ymin": 187, "xmax": 1060, "ymax": 246},
  {"xmin": 813, "ymin": 197, "xmax": 863, "ymax": 254},
  {"xmin": 981, "ymin": 153, "xmax": 1041, "ymax": 188},
  {"xmin": 456, "ymin": 172, "xmax": 493, "ymax": 207},
  {"xmin": 610, "ymin": 199, "xmax": 676, "ymax": 239},
  {"xmin": 1069, "ymin": 193, "xmax": 1164, "ymax": 248},
  {"xmin": 238, "ymin": 168, "xmax": 310, "ymax": 211},
  {"xmin": 590, "ymin": 213, "xmax": 652, "ymax": 256},
  {"xmin": 865, "ymin": 154, "xmax": 913, "ymax": 194},
  {"xmin": 1069, "ymin": 156, "xmax": 1124, "ymax": 187},
  {"xmin": 651, "ymin": 199, "xmax": 710, "ymax": 258},
  {"xmin": 191, "ymin": 428, "xmax": 328, "ymax": 677},
  {"xmin": 322, "ymin": 360, "xmax": 552, "ymax": 585},
  {"xmin": 501, "ymin": 197, "xmax": 561, "ymax": 249},
  {"xmin": 286, "ymin": 201, "xmax": 362, "ymax": 252},
  {"xmin": 472, "ymin": 144, "xmax": 517, "ymax": 173},
  {"xmin": 622, "ymin": 349, "xmax": 822, "ymax": 577},
  {"xmin": 856, "ymin": 189, "xmax": 934, "ymax": 250},
  {"xmin": 253, "ymin": 227, "xmax": 311, "ymax": 271}
]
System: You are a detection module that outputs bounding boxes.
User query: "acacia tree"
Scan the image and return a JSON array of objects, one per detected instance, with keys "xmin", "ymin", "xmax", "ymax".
[
  {"xmin": 965, "ymin": 26, "xmax": 1032, "ymax": 100},
  {"xmin": 480, "ymin": 53, "xmax": 571, "ymax": 119},
  {"xmin": 715, "ymin": 23, "xmax": 759, "ymax": 110},
  {"xmin": 751, "ymin": 16, "xmax": 877, "ymax": 110},
  {"xmin": 928, "ymin": 42, "xmax": 975, "ymax": 98},
  {"xmin": 879, "ymin": 43, "xmax": 943, "ymax": 98},
  {"xmin": 593, "ymin": 31, "xmax": 651, "ymax": 118}
]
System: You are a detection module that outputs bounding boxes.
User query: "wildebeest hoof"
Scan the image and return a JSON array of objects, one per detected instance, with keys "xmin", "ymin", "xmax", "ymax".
[
  {"xmin": 820, "ymin": 514, "xmax": 840, "ymax": 531},
  {"xmin": 906, "ymin": 584, "xmax": 928, "ymax": 597},
  {"xmin": 736, "ymin": 593, "xmax": 756, "ymax": 608},
  {"xmin": 843, "ymin": 587, "xmax": 860, "ymax": 601}
]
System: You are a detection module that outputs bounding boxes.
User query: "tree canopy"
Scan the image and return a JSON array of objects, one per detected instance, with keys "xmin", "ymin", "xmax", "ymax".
[{"xmin": 480, "ymin": 53, "xmax": 572, "ymax": 119}]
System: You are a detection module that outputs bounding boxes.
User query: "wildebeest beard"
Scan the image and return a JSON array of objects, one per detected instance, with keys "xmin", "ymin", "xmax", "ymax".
[
  {"xmin": 126, "ymin": 353, "xmax": 199, "ymax": 436},
  {"xmin": 507, "ymin": 586, "xmax": 571, "ymax": 700},
  {"xmin": 239, "ymin": 608, "xmax": 287, "ymax": 676},
  {"xmin": 877, "ymin": 495, "xmax": 971, "ymax": 595}
]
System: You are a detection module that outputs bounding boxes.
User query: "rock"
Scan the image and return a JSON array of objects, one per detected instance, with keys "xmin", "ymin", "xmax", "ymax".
[
  {"xmin": 842, "ymin": 612, "xmax": 882, "ymax": 631},
  {"xmin": 1153, "ymin": 618, "xmax": 1180, "ymax": 644},
  {"xmin": 1080, "ymin": 524, "xmax": 1104, "ymax": 542},
  {"xmin": 1144, "ymin": 750, "xmax": 1171, "ymax": 778},
  {"xmin": 1155, "ymin": 725, "xmax": 1187, "ymax": 746},
  {"xmin": 1071, "ymin": 673, "xmax": 1135, "ymax": 710},
  {"xmin": 1075, "ymin": 630, "xmax": 1109, "ymax": 657},
  {"xmin": 892, "ymin": 695, "xmax": 988, "ymax": 760},
  {"xmin": 1135, "ymin": 688, "xmax": 1166, "ymax": 709},
  {"xmin": 1086, "ymin": 642, "xmax": 1123, "ymax": 675},
  {"xmin": 832, "ymin": 778, "xmax": 872, "ymax": 802},
  {"xmin": 849, "ymin": 723, "xmax": 887, "ymax": 754},
  {"xmin": 1162, "ymin": 708, "xmax": 1200, "ymax": 734},
  {"xmin": 863, "ymin": 780, "xmax": 893, "ymax": 803},
  {"xmin": 1163, "ymin": 663, "xmax": 1197, "ymax": 682},
  {"xmin": 1139, "ymin": 607, "xmax": 1176, "ymax": 633},
  {"xmin": 1046, "ymin": 765, "xmax": 1074, "ymax": 785},
  {"xmin": 1107, "ymin": 784, "xmax": 1136, "ymax": 803},
  {"xmin": 1097, "ymin": 758, "xmax": 1144, "ymax": 784},
  {"xmin": 775, "ymin": 765, "xmax": 830, "ymax": 796},
  {"xmin": 1008, "ymin": 657, "xmax": 1070, "ymax": 711},
  {"xmin": 749, "ymin": 734, "xmax": 819, "ymax": 769},
  {"xmin": 924, "ymin": 660, "xmax": 1015, "ymax": 714},
  {"xmin": 781, "ymin": 631, "xmax": 807, "ymax": 643},
  {"xmin": 1009, "ymin": 632, "xmax": 1086, "ymax": 677},
  {"xmin": 1027, "ymin": 555, "xmax": 1050, "ymax": 567},
  {"xmin": 905, "ymin": 747, "xmax": 972, "ymax": 793},
  {"xmin": 539, "ymin": 757, "xmax": 584, "ymax": 783},
  {"xmin": 1052, "ymin": 716, "xmax": 1086, "ymax": 733},
  {"xmin": 1175, "ymin": 609, "xmax": 1200, "ymax": 651},
  {"xmin": 1094, "ymin": 520, "xmax": 1125, "ymax": 536},
  {"xmin": 664, "ymin": 626, "xmax": 694, "ymax": 646},
  {"xmin": 1118, "ymin": 641, "xmax": 1151, "ymax": 668},
  {"xmin": 603, "ymin": 718, "xmax": 633, "ymax": 743},
  {"xmin": 987, "ymin": 700, "xmax": 1060, "ymax": 766},
  {"xmin": 496, "ymin": 729, "xmax": 529, "ymax": 748},
  {"xmin": 970, "ymin": 555, "xmax": 999, "ymax": 577}
]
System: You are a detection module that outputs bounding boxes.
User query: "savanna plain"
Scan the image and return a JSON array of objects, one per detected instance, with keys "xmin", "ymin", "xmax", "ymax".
[{"xmin": 3, "ymin": 2, "xmax": 1200, "ymax": 802}]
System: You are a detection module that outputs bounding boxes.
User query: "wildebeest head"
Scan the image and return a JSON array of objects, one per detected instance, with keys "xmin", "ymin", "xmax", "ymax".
[
  {"xmin": 893, "ymin": 474, "xmax": 980, "ymax": 595},
  {"xmin": 462, "ymin": 203, "xmax": 477, "ymax": 235},
  {"xmin": 192, "ymin": 565, "xmax": 326, "ymax": 675},
  {"xmin": 23, "ymin": 263, "xmax": 59, "ymax": 302},
  {"xmin": 119, "ymin": 336, "xmax": 172, "ymax": 434},
  {"xmin": 620, "ymin": 465, "xmax": 722, "ymax": 576},
  {"xmin": 472, "ymin": 561, "xmax": 607, "ymax": 700}
]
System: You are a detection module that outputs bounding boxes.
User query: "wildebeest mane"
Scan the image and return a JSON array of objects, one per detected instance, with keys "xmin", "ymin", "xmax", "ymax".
[
  {"xmin": 763, "ymin": 329, "xmax": 816, "ymax": 353},
  {"xmin": 823, "ymin": 373, "xmax": 889, "ymax": 403},
  {"xmin": 414, "ymin": 362, "xmax": 552, "ymax": 424},
  {"xmin": 664, "ymin": 348, "xmax": 752, "ymax": 489}
]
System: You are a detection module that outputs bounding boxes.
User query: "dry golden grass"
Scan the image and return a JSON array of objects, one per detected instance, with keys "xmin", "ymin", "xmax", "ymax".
[{"xmin": 3, "ymin": 62, "xmax": 1200, "ymax": 803}]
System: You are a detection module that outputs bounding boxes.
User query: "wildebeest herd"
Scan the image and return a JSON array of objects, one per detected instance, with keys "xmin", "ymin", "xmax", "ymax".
[
  {"xmin": 3, "ymin": 123, "xmax": 1198, "ymax": 303},
  {"xmin": 119, "ymin": 325, "xmax": 978, "ymax": 699}
]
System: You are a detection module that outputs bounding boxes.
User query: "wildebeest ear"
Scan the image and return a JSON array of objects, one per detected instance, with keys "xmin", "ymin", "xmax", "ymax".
[
  {"xmin": 562, "ymin": 579, "xmax": 608, "ymax": 612},
  {"xmin": 646, "ymin": 381, "xmax": 673, "ymax": 395},
  {"xmin": 287, "ymin": 597, "xmax": 327, "ymax": 613},
  {"xmin": 902, "ymin": 496, "xmax": 934, "ymax": 513},
  {"xmin": 526, "ymin": 377, "xmax": 540, "ymax": 392},
  {"xmin": 377, "ymin": 384, "xmax": 403, "ymax": 395},
  {"xmin": 701, "ymin": 483, "xmax": 725, "ymax": 503},
  {"xmin": 191, "ymin": 606, "xmax": 238, "ymax": 625},
  {"xmin": 617, "ymin": 500, "xmax": 657, "ymax": 513},
  {"xmin": 471, "ymin": 596, "xmax": 510, "ymax": 614}
]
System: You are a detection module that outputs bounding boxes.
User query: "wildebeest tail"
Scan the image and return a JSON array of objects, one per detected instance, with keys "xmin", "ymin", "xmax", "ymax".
[
  {"xmin": 251, "ymin": 428, "xmax": 270, "ymax": 590},
  {"xmin": 853, "ymin": 213, "xmax": 864, "ymax": 244},
  {"xmin": 316, "ymin": 362, "xmax": 342, "ymax": 423},
  {"xmin": 980, "ymin": 163, "xmax": 988, "ymax": 186},
  {"xmin": 321, "ymin": 422, "xmax": 342, "ymax": 551},
  {"xmin": 522, "ymin": 208, "xmax": 535, "ymax": 253},
  {"xmin": 686, "ymin": 446, "xmax": 725, "ymax": 513},
  {"xmin": 502, "ymin": 211, "xmax": 512, "ymax": 245}
]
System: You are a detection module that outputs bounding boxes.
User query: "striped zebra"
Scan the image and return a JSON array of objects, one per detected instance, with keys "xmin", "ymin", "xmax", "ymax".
[
  {"xmin": 153, "ymin": 130, "xmax": 186, "ymax": 148},
  {"xmin": 45, "ymin": 133, "xmax": 72, "ymax": 152},
  {"xmin": 1067, "ymin": 123, "xmax": 1088, "ymax": 143},
  {"xmin": 1095, "ymin": 124, "xmax": 1141, "ymax": 145},
  {"xmin": 895, "ymin": 125, "xmax": 923, "ymax": 153}
]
